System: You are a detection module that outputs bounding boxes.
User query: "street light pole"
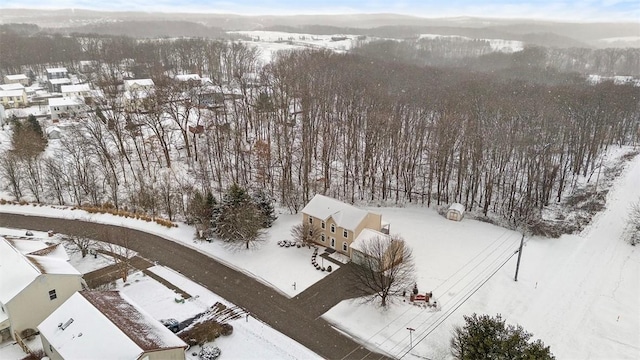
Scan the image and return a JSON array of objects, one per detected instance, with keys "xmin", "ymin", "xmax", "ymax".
[{"xmin": 407, "ymin": 327, "xmax": 415, "ymax": 349}]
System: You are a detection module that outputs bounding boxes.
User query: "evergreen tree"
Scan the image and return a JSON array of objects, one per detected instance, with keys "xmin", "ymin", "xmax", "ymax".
[
  {"xmin": 451, "ymin": 314, "xmax": 554, "ymax": 360},
  {"xmin": 11, "ymin": 114, "xmax": 47, "ymax": 156},
  {"xmin": 213, "ymin": 184, "xmax": 266, "ymax": 249},
  {"xmin": 252, "ymin": 189, "xmax": 277, "ymax": 227}
]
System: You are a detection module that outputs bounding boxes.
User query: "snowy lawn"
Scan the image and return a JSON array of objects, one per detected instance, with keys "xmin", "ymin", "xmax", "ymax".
[
  {"xmin": 114, "ymin": 266, "xmax": 320, "ymax": 360},
  {"xmin": 0, "ymin": 226, "xmax": 119, "ymax": 274},
  {"xmin": 325, "ymin": 154, "xmax": 640, "ymax": 359},
  {"xmin": 0, "ymin": 205, "xmax": 336, "ymax": 297}
]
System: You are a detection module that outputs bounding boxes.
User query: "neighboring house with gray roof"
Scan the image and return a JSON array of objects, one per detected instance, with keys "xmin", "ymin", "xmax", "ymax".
[
  {"xmin": 0, "ymin": 237, "xmax": 83, "ymax": 343},
  {"xmin": 39, "ymin": 290, "xmax": 187, "ymax": 360}
]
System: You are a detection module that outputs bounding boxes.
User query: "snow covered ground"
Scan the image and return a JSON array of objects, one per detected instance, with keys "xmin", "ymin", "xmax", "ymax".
[
  {"xmin": 0, "ymin": 204, "xmax": 336, "ymax": 297},
  {"xmin": 229, "ymin": 30, "xmax": 366, "ymax": 64},
  {"xmin": 113, "ymin": 265, "xmax": 320, "ymax": 360},
  {"xmin": 418, "ymin": 33, "xmax": 524, "ymax": 53},
  {"xmin": 1, "ymin": 152, "xmax": 638, "ymax": 359},
  {"xmin": 325, "ymin": 152, "xmax": 640, "ymax": 359}
]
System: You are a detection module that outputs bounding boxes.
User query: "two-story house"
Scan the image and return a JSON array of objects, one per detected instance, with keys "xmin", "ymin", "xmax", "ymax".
[
  {"xmin": 39, "ymin": 290, "xmax": 187, "ymax": 360},
  {"xmin": 0, "ymin": 89, "xmax": 28, "ymax": 108},
  {"xmin": 123, "ymin": 79, "xmax": 155, "ymax": 112},
  {"xmin": 301, "ymin": 194, "xmax": 389, "ymax": 257},
  {"xmin": 0, "ymin": 237, "xmax": 83, "ymax": 343},
  {"xmin": 49, "ymin": 97, "xmax": 85, "ymax": 122}
]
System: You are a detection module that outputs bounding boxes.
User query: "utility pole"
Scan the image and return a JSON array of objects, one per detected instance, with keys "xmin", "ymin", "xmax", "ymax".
[
  {"xmin": 407, "ymin": 327, "xmax": 415, "ymax": 349},
  {"xmin": 514, "ymin": 233, "xmax": 525, "ymax": 282}
]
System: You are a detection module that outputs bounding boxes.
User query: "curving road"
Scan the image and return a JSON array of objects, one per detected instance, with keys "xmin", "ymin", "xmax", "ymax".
[{"xmin": 0, "ymin": 213, "xmax": 389, "ymax": 360}]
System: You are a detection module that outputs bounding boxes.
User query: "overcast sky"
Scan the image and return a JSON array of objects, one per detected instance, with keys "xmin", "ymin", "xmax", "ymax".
[{"xmin": 3, "ymin": 0, "xmax": 640, "ymax": 21}]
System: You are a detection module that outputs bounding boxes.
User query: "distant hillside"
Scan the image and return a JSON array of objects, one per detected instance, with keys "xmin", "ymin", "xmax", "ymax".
[
  {"xmin": 55, "ymin": 20, "xmax": 226, "ymax": 39},
  {"xmin": 0, "ymin": 8, "xmax": 637, "ymax": 48}
]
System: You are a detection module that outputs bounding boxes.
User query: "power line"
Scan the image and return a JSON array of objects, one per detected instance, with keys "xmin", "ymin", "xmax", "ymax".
[
  {"xmin": 364, "ymin": 230, "xmax": 516, "ymax": 356},
  {"xmin": 398, "ymin": 248, "xmax": 520, "ymax": 359},
  {"xmin": 381, "ymin": 233, "xmax": 519, "ymax": 357}
]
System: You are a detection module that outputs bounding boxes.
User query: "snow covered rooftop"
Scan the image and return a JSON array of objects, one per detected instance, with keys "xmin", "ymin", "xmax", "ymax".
[
  {"xmin": 38, "ymin": 291, "xmax": 187, "ymax": 359},
  {"xmin": 448, "ymin": 203, "xmax": 466, "ymax": 214},
  {"xmin": 302, "ymin": 194, "xmax": 373, "ymax": 231},
  {"xmin": 5, "ymin": 74, "xmax": 28, "ymax": 81},
  {"xmin": 175, "ymin": 74, "xmax": 201, "ymax": 82},
  {"xmin": 124, "ymin": 79, "xmax": 155, "ymax": 90},
  {"xmin": 0, "ymin": 83, "xmax": 25, "ymax": 91},
  {"xmin": 48, "ymin": 97, "xmax": 84, "ymax": 107},
  {"xmin": 49, "ymin": 78, "xmax": 72, "ymax": 85},
  {"xmin": 350, "ymin": 228, "xmax": 391, "ymax": 253},
  {"xmin": 61, "ymin": 84, "xmax": 91, "ymax": 93},
  {"xmin": 0, "ymin": 237, "xmax": 79, "ymax": 304},
  {"xmin": 46, "ymin": 67, "xmax": 68, "ymax": 73},
  {"xmin": 0, "ymin": 89, "xmax": 25, "ymax": 97}
]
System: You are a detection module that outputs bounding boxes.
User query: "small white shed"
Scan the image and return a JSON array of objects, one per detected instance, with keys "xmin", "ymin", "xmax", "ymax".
[
  {"xmin": 446, "ymin": 203, "xmax": 465, "ymax": 221},
  {"xmin": 46, "ymin": 126, "xmax": 61, "ymax": 139}
]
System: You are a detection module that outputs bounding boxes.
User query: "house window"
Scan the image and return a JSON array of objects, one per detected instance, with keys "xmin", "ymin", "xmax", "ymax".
[
  {"xmin": 343, "ymin": 229, "xmax": 348, "ymax": 238},
  {"xmin": 309, "ymin": 229, "xmax": 313, "ymax": 236},
  {"xmin": 330, "ymin": 224, "xmax": 335, "ymax": 233},
  {"xmin": 308, "ymin": 217, "xmax": 313, "ymax": 224},
  {"xmin": 342, "ymin": 242, "xmax": 348, "ymax": 252},
  {"xmin": 321, "ymin": 234, "xmax": 325, "ymax": 242},
  {"xmin": 49, "ymin": 289, "xmax": 57, "ymax": 300},
  {"xmin": 321, "ymin": 221, "xmax": 325, "ymax": 229},
  {"xmin": 330, "ymin": 237, "xmax": 335, "ymax": 248},
  {"xmin": 50, "ymin": 345, "xmax": 53, "ymax": 353}
]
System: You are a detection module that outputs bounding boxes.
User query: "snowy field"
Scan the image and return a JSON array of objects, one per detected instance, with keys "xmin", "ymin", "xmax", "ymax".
[
  {"xmin": 326, "ymin": 152, "xmax": 640, "ymax": 359},
  {"xmin": 229, "ymin": 30, "xmax": 366, "ymax": 64},
  {"xmin": 418, "ymin": 33, "xmax": 524, "ymax": 52},
  {"xmin": 0, "ymin": 204, "xmax": 336, "ymax": 298}
]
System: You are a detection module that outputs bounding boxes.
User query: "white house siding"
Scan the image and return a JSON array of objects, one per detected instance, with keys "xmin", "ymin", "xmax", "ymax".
[{"xmin": 5, "ymin": 274, "xmax": 82, "ymax": 340}]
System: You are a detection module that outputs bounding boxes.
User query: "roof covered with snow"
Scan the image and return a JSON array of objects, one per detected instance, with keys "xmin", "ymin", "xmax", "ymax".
[
  {"xmin": 175, "ymin": 74, "xmax": 201, "ymax": 81},
  {"xmin": 38, "ymin": 291, "xmax": 187, "ymax": 359},
  {"xmin": 0, "ymin": 89, "xmax": 25, "ymax": 97},
  {"xmin": 5, "ymin": 74, "xmax": 28, "ymax": 80},
  {"xmin": 46, "ymin": 67, "xmax": 68, "ymax": 73},
  {"xmin": 0, "ymin": 83, "xmax": 25, "ymax": 91},
  {"xmin": 124, "ymin": 79, "xmax": 155, "ymax": 90},
  {"xmin": 49, "ymin": 78, "xmax": 72, "ymax": 85},
  {"xmin": 448, "ymin": 203, "xmax": 465, "ymax": 214},
  {"xmin": 61, "ymin": 84, "xmax": 91, "ymax": 93},
  {"xmin": 302, "ymin": 194, "xmax": 372, "ymax": 231},
  {"xmin": 0, "ymin": 237, "xmax": 80, "ymax": 304},
  {"xmin": 49, "ymin": 97, "xmax": 84, "ymax": 107},
  {"xmin": 350, "ymin": 228, "xmax": 391, "ymax": 253}
]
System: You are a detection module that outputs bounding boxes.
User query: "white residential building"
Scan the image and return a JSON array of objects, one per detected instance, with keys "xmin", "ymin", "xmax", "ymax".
[
  {"xmin": 49, "ymin": 97, "xmax": 85, "ymax": 122},
  {"xmin": 61, "ymin": 84, "xmax": 91, "ymax": 99},
  {"xmin": 39, "ymin": 291, "xmax": 187, "ymax": 360},
  {"xmin": 0, "ymin": 237, "xmax": 83, "ymax": 342}
]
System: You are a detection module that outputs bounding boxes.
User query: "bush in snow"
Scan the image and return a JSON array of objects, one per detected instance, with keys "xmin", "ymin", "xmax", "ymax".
[
  {"xmin": 199, "ymin": 345, "xmax": 221, "ymax": 360},
  {"xmin": 451, "ymin": 313, "xmax": 555, "ymax": 360},
  {"xmin": 628, "ymin": 199, "xmax": 640, "ymax": 245}
]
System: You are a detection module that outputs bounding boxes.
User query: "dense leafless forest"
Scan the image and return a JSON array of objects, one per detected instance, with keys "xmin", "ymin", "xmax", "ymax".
[{"xmin": 0, "ymin": 25, "xmax": 639, "ymax": 235}]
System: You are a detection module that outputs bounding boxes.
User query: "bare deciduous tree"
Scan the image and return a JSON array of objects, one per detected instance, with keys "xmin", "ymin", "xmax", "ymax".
[
  {"xmin": 62, "ymin": 232, "xmax": 97, "ymax": 258},
  {"xmin": 349, "ymin": 234, "xmax": 416, "ymax": 307},
  {"xmin": 101, "ymin": 229, "xmax": 137, "ymax": 282},
  {"xmin": 290, "ymin": 222, "xmax": 322, "ymax": 247}
]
